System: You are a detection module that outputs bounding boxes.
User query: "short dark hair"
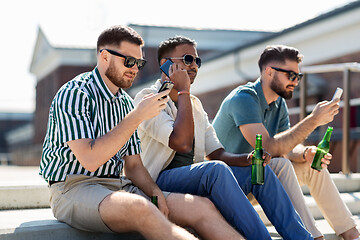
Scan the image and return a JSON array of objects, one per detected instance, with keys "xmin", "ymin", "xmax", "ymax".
[
  {"xmin": 157, "ymin": 36, "xmax": 197, "ymax": 65},
  {"xmin": 258, "ymin": 45, "xmax": 303, "ymax": 72},
  {"xmin": 97, "ymin": 25, "xmax": 144, "ymax": 53}
]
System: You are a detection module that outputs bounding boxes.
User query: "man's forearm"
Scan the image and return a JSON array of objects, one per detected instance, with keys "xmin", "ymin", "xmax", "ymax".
[
  {"xmin": 207, "ymin": 148, "xmax": 251, "ymax": 167},
  {"xmin": 269, "ymin": 114, "xmax": 318, "ymax": 156},
  {"xmin": 124, "ymin": 157, "xmax": 162, "ymax": 197},
  {"xmin": 284, "ymin": 144, "xmax": 307, "ymax": 163},
  {"xmin": 169, "ymin": 94, "xmax": 194, "ymax": 152},
  {"xmin": 68, "ymin": 109, "xmax": 143, "ymax": 172}
]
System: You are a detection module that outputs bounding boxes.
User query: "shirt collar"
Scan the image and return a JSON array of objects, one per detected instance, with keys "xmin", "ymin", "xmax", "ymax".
[
  {"xmin": 92, "ymin": 67, "xmax": 124, "ymax": 101},
  {"xmin": 254, "ymin": 78, "xmax": 280, "ymax": 111}
]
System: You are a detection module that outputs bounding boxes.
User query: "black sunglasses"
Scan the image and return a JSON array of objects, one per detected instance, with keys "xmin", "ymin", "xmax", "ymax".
[
  {"xmin": 168, "ymin": 54, "xmax": 201, "ymax": 68},
  {"xmin": 100, "ymin": 49, "xmax": 147, "ymax": 70},
  {"xmin": 271, "ymin": 67, "xmax": 303, "ymax": 82}
]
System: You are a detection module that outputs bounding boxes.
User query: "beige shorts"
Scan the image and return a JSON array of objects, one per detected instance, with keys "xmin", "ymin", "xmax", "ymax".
[{"xmin": 49, "ymin": 174, "xmax": 170, "ymax": 233}]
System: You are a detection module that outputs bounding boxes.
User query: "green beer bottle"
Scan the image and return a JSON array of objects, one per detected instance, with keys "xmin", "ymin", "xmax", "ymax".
[
  {"xmin": 151, "ymin": 196, "xmax": 158, "ymax": 208},
  {"xmin": 311, "ymin": 126, "xmax": 333, "ymax": 171},
  {"xmin": 251, "ymin": 134, "xmax": 264, "ymax": 185}
]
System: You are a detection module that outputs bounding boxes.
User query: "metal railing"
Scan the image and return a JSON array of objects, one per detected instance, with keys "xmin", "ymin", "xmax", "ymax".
[{"xmin": 300, "ymin": 62, "xmax": 360, "ymax": 174}]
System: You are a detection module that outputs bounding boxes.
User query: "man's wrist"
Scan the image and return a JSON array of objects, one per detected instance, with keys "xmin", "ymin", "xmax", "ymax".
[
  {"xmin": 178, "ymin": 90, "xmax": 190, "ymax": 96},
  {"xmin": 303, "ymin": 146, "xmax": 310, "ymax": 160}
]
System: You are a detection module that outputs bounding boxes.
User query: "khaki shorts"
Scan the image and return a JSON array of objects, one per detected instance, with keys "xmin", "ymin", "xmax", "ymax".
[{"xmin": 49, "ymin": 174, "xmax": 170, "ymax": 233}]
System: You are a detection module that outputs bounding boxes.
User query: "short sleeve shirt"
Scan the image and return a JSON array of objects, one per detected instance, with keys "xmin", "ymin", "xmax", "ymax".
[
  {"xmin": 212, "ymin": 79, "xmax": 290, "ymax": 154},
  {"xmin": 39, "ymin": 67, "xmax": 141, "ymax": 182}
]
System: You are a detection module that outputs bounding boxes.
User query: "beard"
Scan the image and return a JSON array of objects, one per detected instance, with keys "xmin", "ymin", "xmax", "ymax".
[
  {"xmin": 270, "ymin": 73, "xmax": 294, "ymax": 99},
  {"xmin": 105, "ymin": 60, "xmax": 135, "ymax": 89},
  {"xmin": 187, "ymin": 69, "xmax": 197, "ymax": 84}
]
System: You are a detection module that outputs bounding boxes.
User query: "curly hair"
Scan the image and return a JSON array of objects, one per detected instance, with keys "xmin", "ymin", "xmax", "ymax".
[{"xmin": 157, "ymin": 36, "xmax": 197, "ymax": 65}]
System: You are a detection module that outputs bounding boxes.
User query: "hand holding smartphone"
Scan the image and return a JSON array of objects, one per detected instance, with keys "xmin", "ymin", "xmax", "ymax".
[
  {"xmin": 332, "ymin": 87, "xmax": 343, "ymax": 101},
  {"xmin": 158, "ymin": 80, "xmax": 174, "ymax": 99}
]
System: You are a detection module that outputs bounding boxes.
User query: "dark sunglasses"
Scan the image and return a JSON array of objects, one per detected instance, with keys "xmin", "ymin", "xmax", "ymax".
[
  {"xmin": 100, "ymin": 49, "xmax": 147, "ymax": 70},
  {"xmin": 271, "ymin": 67, "xmax": 303, "ymax": 82},
  {"xmin": 168, "ymin": 54, "xmax": 202, "ymax": 68}
]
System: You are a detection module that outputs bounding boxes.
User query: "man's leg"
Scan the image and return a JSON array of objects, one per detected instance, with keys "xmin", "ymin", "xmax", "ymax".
[
  {"xmin": 50, "ymin": 175, "xmax": 197, "ymax": 240},
  {"xmin": 166, "ymin": 193, "xmax": 245, "ymax": 240},
  {"xmin": 230, "ymin": 165, "xmax": 313, "ymax": 240},
  {"xmin": 99, "ymin": 191, "xmax": 198, "ymax": 240},
  {"xmin": 269, "ymin": 157, "xmax": 323, "ymax": 239},
  {"xmin": 156, "ymin": 160, "xmax": 272, "ymax": 240},
  {"xmin": 292, "ymin": 160, "xmax": 359, "ymax": 239}
]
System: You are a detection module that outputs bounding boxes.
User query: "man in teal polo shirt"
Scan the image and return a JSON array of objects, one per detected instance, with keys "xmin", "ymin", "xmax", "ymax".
[
  {"xmin": 39, "ymin": 25, "xmax": 243, "ymax": 240},
  {"xmin": 213, "ymin": 44, "xmax": 359, "ymax": 240}
]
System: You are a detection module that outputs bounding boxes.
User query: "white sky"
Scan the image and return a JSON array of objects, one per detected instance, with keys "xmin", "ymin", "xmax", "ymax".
[{"xmin": 0, "ymin": 0, "xmax": 356, "ymax": 113}]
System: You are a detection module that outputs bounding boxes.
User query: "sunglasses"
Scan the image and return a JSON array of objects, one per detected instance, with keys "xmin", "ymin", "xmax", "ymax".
[
  {"xmin": 271, "ymin": 67, "xmax": 303, "ymax": 82},
  {"xmin": 100, "ymin": 49, "xmax": 147, "ymax": 70},
  {"xmin": 168, "ymin": 55, "xmax": 202, "ymax": 68}
]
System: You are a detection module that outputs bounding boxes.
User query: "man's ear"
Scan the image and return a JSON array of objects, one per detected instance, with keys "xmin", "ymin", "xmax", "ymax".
[
  {"xmin": 159, "ymin": 58, "xmax": 167, "ymax": 66},
  {"xmin": 99, "ymin": 49, "xmax": 109, "ymax": 62},
  {"xmin": 264, "ymin": 66, "xmax": 273, "ymax": 78}
]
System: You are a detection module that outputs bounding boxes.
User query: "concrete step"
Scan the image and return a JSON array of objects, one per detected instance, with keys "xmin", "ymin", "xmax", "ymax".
[
  {"xmin": 0, "ymin": 166, "xmax": 359, "ymax": 239},
  {"xmin": 0, "ymin": 185, "xmax": 50, "ymax": 210},
  {"xmin": 1, "ymin": 166, "xmax": 359, "ymax": 210},
  {"xmin": 1, "ymin": 208, "xmax": 358, "ymax": 240},
  {"xmin": 301, "ymin": 173, "xmax": 360, "ymax": 194},
  {"xmin": 267, "ymin": 214, "xmax": 360, "ymax": 240},
  {"xmin": 0, "ymin": 208, "xmax": 145, "ymax": 240},
  {"xmin": 254, "ymin": 191, "xmax": 360, "ymax": 226}
]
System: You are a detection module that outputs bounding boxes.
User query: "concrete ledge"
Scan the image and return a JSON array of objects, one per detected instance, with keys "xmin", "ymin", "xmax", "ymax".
[
  {"xmin": 301, "ymin": 173, "xmax": 360, "ymax": 194},
  {"xmin": 0, "ymin": 208, "xmax": 278, "ymax": 240},
  {"xmin": 302, "ymin": 191, "xmax": 360, "ymax": 219},
  {"xmin": 0, "ymin": 208, "xmax": 145, "ymax": 240},
  {"xmin": 254, "ymin": 191, "xmax": 360, "ymax": 226},
  {"xmin": 0, "ymin": 185, "xmax": 50, "ymax": 210},
  {"xmin": 2, "ymin": 209, "xmax": 359, "ymax": 240}
]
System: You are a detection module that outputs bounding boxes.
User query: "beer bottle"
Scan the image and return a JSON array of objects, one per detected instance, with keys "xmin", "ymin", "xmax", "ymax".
[
  {"xmin": 251, "ymin": 134, "xmax": 264, "ymax": 185},
  {"xmin": 311, "ymin": 126, "xmax": 333, "ymax": 171},
  {"xmin": 151, "ymin": 196, "xmax": 158, "ymax": 208}
]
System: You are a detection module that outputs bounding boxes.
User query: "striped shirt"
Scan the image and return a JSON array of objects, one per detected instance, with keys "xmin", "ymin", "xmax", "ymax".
[{"xmin": 39, "ymin": 67, "xmax": 141, "ymax": 182}]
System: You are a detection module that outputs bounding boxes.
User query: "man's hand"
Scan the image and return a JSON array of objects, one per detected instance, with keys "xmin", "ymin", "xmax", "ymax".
[
  {"xmin": 169, "ymin": 63, "xmax": 191, "ymax": 92},
  {"xmin": 303, "ymin": 146, "xmax": 332, "ymax": 170},
  {"xmin": 154, "ymin": 192, "xmax": 170, "ymax": 218},
  {"xmin": 247, "ymin": 150, "xmax": 272, "ymax": 166},
  {"xmin": 310, "ymin": 99, "xmax": 340, "ymax": 127},
  {"xmin": 133, "ymin": 90, "xmax": 170, "ymax": 121}
]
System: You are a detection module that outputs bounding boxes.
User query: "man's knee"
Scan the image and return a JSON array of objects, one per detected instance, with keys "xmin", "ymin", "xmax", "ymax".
[
  {"xmin": 194, "ymin": 195, "xmax": 216, "ymax": 212},
  {"xmin": 205, "ymin": 160, "xmax": 232, "ymax": 175},
  {"xmin": 99, "ymin": 191, "xmax": 154, "ymax": 231},
  {"xmin": 270, "ymin": 157, "xmax": 294, "ymax": 174},
  {"xmin": 188, "ymin": 196, "xmax": 218, "ymax": 224}
]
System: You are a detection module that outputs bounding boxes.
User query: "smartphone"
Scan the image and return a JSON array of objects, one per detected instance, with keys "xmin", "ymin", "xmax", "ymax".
[
  {"xmin": 158, "ymin": 80, "xmax": 174, "ymax": 98},
  {"xmin": 160, "ymin": 59, "xmax": 173, "ymax": 78},
  {"xmin": 332, "ymin": 87, "xmax": 343, "ymax": 100}
]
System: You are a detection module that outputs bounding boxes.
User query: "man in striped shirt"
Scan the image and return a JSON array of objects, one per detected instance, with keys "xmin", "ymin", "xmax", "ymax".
[{"xmin": 39, "ymin": 25, "xmax": 243, "ymax": 240}]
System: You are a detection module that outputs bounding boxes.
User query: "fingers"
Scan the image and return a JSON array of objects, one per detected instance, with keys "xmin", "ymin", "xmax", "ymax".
[
  {"xmin": 152, "ymin": 90, "xmax": 171, "ymax": 106},
  {"xmin": 158, "ymin": 196, "xmax": 169, "ymax": 219},
  {"xmin": 247, "ymin": 150, "xmax": 254, "ymax": 160},
  {"xmin": 330, "ymin": 98, "xmax": 340, "ymax": 104},
  {"xmin": 262, "ymin": 150, "xmax": 271, "ymax": 166},
  {"xmin": 321, "ymin": 153, "xmax": 332, "ymax": 165},
  {"xmin": 321, "ymin": 163, "xmax": 329, "ymax": 169}
]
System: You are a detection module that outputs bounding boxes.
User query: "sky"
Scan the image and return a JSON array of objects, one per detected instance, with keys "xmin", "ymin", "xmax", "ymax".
[{"xmin": 0, "ymin": 0, "xmax": 356, "ymax": 113}]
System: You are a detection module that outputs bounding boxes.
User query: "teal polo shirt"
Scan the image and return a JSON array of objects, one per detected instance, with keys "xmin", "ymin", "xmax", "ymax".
[{"xmin": 212, "ymin": 79, "xmax": 290, "ymax": 154}]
